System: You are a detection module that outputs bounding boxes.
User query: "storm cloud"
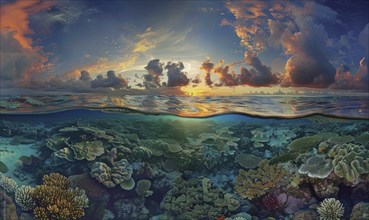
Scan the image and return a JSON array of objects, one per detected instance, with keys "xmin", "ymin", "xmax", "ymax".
[
  {"xmin": 143, "ymin": 59, "xmax": 163, "ymax": 89},
  {"xmin": 91, "ymin": 70, "xmax": 128, "ymax": 88},
  {"xmin": 200, "ymin": 60, "xmax": 214, "ymax": 86},
  {"xmin": 165, "ymin": 61, "xmax": 190, "ymax": 87}
]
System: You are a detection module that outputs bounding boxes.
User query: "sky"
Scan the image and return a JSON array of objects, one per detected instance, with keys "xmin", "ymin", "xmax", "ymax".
[{"xmin": 0, "ymin": 0, "xmax": 368, "ymax": 96}]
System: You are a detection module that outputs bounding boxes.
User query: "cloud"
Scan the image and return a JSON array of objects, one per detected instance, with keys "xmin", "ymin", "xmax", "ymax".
[
  {"xmin": 165, "ymin": 61, "xmax": 190, "ymax": 87},
  {"xmin": 239, "ymin": 52, "xmax": 279, "ymax": 87},
  {"xmin": 226, "ymin": 0, "xmax": 340, "ymax": 88},
  {"xmin": 359, "ymin": 24, "xmax": 369, "ymax": 54},
  {"xmin": 91, "ymin": 70, "xmax": 128, "ymax": 89},
  {"xmin": 143, "ymin": 59, "xmax": 164, "ymax": 89},
  {"xmin": 213, "ymin": 61, "xmax": 239, "ymax": 87},
  {"xmin": 0, "ymin": 0, "xmax": 54, "ymax": 85},
  {"xmin": 330, "ymin": 57, "xmax": 368, "ymax": 90},
  {"xmin": 200, "ymin": 60, "xmax": 214, "ymax": 86}
]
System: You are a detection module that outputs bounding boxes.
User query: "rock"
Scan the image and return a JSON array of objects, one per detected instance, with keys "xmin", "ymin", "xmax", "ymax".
[
  {"xmin": 102, "ymin": 209, "xmax": 115, "ymax": 220},
  {"xmin": 350, "ymin": 202, "xmax": 369, "ymax": 220},
  {"xmin": 19, "ymin": 213, "xmax": 33, "ymax": 220},
  {"xmin": 292, "ymin": 209, "xmax": 319, "ymax": 220},
  {"xmin": 0, "ymin": 191, "xmax": 19, "ymax": 220}
]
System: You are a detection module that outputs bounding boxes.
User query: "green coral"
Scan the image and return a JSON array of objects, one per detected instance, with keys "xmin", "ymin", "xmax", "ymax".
[
  {"xmin": 71, "ymin": 140, "xmax": 105, "ymax": 161},
  {"xmin": 328, "ymin": 135, "xmax": 354, "ymax": 144},
  {"xmin": 235, "ymin": 154, "xmax": 263, "ymax": 169},
  {"xmin": 288, "ymin": 134, "xmax": 324, "ymax": 153},
  {"xmin": 269, "ymin": 152, "xmax": 299, "ymax": 165},
  {"xmin": 355, "ymin": 132, "xmax": 369, "ymax": 145},
  {"xmin": 135, "ymin": 179, "xmax": 153, "ymax": 197},
  {"xmin": 161, "ymin": 177, "xmax": 240, "ymax": 219},
  {"xmin": 328, "ymin": 143, "xmax": 369, "ymax": 183},
  {"xmin": 234, "ymin": 160, "xmax": 287, "ymax": 200}
]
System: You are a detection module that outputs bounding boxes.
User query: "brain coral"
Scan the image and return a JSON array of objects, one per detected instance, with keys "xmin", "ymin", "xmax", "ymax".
[
  {"xmin": 235, "ymin": 160, "xmax": 287, "ymax": 200},
  {"xmin": 90, "ymin": 159, "xmax": 133, "ymax": 188},
  {"xmin": 298, "ymin": 155, "xmax": 333, "ymax": 178},
  {"xmin": 328, "ymin": 143, "xmax": 369, "ymax": 183},
  {"xmin": 15, "ymin": 185, "xmax": 35, "ymax": 211}
]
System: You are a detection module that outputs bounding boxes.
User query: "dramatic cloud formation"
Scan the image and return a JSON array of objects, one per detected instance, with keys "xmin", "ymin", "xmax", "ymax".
[
  {"xmin": 226, "ymin": 0, "xmax": 340, "ymax": 88},
  {"xmin": 91, "ymin": 70, "xmax": 128, "ymax": 89},
  {"xmin": 0, "ymin": 0, "xmax": 54, "ymax": 85},
  {"xmin": 200, "ymin": 60, "xmax": 214, "ymax": 86},
  {"xmin": 214, "ymin": 61, "xmax": 239, "ymax": 87},
  {"xmin": 143, "ymin": 59, "xmax": 164, "ymax": 89},
  {"xmin": 330, "ymin": 57, "xmax": 368, "ymax": 90},
  {"xmin": 240, "ymin": 52, "xmax": 279, "ymax": 87},
  {"xmin": 165, "ymin": 62, "xmax": 190, "ymax": 87}
]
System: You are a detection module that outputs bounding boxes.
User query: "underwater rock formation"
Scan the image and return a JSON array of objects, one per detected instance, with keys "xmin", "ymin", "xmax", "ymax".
[{"xmin": 0, "ymin": 191, "xmax": 18, "ymax": 220}]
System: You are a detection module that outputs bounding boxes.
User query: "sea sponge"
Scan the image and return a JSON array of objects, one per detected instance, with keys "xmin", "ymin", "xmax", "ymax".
[
  {"xmin": 0, "ymin": 175, "xmax": 18, "ymax": 194},
  {"xmin": 32, "ymin": 173, "xmax": 89, "ymax": 220},
  {"xmin": 298, "ymin": 155, "xmax": 333, "ymax": 178},
  {"xmin": 15, "ymin": 185, "xmax": 35, "ymax": 211},
  {"xmin": 235, "ymin": 154, "xmax": 263, "ymax": 169},
  {"xmin": 288, "ymin": 135, "xmax": 324, "ymax": 153},
  {"xmin": 234, "ymin": 161, "xmax": 287, "ymax": 200},
  {"xmin": 71, "ymin": 140, "xmax": 105, "ymax": 161},
  {"xmin": 135, "ymin": 179, "xmax": 153, "ymax": 197},
  {"xmin": 328, "ymin": 143, "xmax": 369, "ymax": 183},
  {"xmin": 317, "ymin": 198, "xmax": 344, "ymax": 220}
]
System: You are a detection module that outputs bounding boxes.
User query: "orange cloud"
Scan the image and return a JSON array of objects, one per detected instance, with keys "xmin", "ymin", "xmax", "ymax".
[{"xmin": 0, "ymin": 0, "xmax": 54, "ymax": 50}]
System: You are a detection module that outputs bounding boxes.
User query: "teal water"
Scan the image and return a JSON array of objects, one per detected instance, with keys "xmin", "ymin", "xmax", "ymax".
[{"xmin": 1, "ymin": 107, "xmax": 369, "ymax": 219}]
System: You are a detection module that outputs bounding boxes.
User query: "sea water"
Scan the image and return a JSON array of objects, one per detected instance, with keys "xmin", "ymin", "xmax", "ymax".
[{"xmin": 1, "ymin": 94, "xmax": 369, "ymax": 220}]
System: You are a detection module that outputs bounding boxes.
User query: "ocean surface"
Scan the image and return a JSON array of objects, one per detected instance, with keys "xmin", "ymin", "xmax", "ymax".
[{"xmin": 1, "ymin": 94, "xmax": 369, "ymax": 220}]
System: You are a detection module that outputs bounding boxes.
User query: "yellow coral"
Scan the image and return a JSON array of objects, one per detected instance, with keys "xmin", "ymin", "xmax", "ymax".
[
  {"xmin": 32, "ymin": 173, "xmax": 88, "ymax": 220},
  {"xmin": 234, "ymin": 160, "xmax": 287, "ymax": 200}
]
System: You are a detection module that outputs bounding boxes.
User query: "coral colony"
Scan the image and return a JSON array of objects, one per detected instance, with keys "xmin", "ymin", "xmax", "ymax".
[{"xmin": 1, "ymin": 0, "xmax": 369, "ymax": 220}]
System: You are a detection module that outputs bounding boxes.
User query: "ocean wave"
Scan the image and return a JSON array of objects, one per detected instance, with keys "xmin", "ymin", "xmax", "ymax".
[{"xmin": 0, "ymin": 94, "xmax": 368, "ymax": 119}]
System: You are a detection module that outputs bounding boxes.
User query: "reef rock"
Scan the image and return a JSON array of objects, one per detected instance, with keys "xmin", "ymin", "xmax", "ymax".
[
  {"xmin": 0, "ymin": 191, "xmax": 19, "ymax": 220},
  {"xmin": 350, "ymin": 202, "xmax": 369, "ymax": 220}
]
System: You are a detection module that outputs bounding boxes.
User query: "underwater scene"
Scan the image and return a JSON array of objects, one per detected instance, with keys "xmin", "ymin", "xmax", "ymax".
[{"xmin": 1, "ymin": 94, "xmax": 369, "ymax": 220}]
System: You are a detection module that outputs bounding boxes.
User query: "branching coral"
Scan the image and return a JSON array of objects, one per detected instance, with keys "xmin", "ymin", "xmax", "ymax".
[
  {"xmin": 32, "ymin": 173, "xmax": 89, "ymax": 220},
  {"xmin": 234, "ymin": 161, "xmax": 287, "ymax": 200},
  {"xmin": 15, "ymin": 185, "xmax": 35, "ymax": 211},
  {"xmin": 317, "ymin": 198, "xmax": 344, "ymax": 220},
  {"xmin": 0, "ymin": 175, "xmax": 18, "ymax": 194},
  {"xmin": 161, "ymin": 177, "xmax": 240, "ymax": 219}
]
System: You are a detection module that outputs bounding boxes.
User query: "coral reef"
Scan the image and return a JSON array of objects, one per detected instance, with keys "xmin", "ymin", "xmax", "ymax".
[
  {"xmin": 350, "ymin": 202, "xmax": 369, "ymax": 220},
  {"xmin": 71, "ymin": 140, "xmax": 105, "ymax": 161},
  {"xmin": 90, "ymin": 159, "xmax": 133, "ymax": 188},
  {"xmin": 135, "ymin": 179, "xmax": 153, "ymax": 197},
  {"xmin": 15, "ymin": 185, "xmax": 35, "ymax": 211},
  {"xmin": 161, "ymin": 177, "xmax": 240, "ymax": 219},
  {"xmin": 328, "ymin": 143, "xmax": 369, "ymax": 183},
  {"xmin": 298, "ymin": 155, "xmax": 333, "ymax": 178},
  {"xmin": 235, "ymin": 154, "xmax": 262, "ymax": 169},
  {"xmin": 0, "ymin": 160, "xmax": 9, "ymax": 173},
  {"xmin": 0, "ymin": 191, "xmax": 18, "ymax": 220},
  {"xmin": 288, "ymin": 135, "xmax": 324, "ymax": 153},
  {"xmin": 0, "ymin": 175, "xmax": 18, "ymax": 194},
  {"xmin": 235, "ymin": 161, "xmax": 287, "ymax": 199},
  {"xmin": 32, "ymin": 173, "xmax": 89, "ymax": 220},
  {"xmin": 317, "ymin": 198, "xmax": 344, "ymax": 220}
]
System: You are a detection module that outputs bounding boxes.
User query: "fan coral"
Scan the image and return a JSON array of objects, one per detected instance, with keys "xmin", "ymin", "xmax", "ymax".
[
  {"xmin": 317, "ymin": 198, "xmax": 344, "ymax": 220},
  {"xmin": 0, "ymin": 175, "xmax": 18, "ymax": 194},
  {"xmin": 32, "ymin": 173, "xmax": 89, "ymax": 220},
  {"xmin": 328, "ymin": 143, "xmax": 369, "ymax": 183},
  {"xmin": 235, "ymin": 154, "xmax": 263, "ymax": 169},
  {"xmin": 298, "ymin": 155, "xmax": 333, "ymax": 178},
  {"xmin": 135, "ymin": 179, "xmax": 153, "ymax": 197},
  {"xmin": 234, "ymin": 161, "xmax": 287, "ymax": 200},
  {"xmin": 15, "ymin": 185, "xmax": 35, "ymax": 211},
  {"xmin": 71, "ymin": 140, "xmax": 105, "ymax": 161}
]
